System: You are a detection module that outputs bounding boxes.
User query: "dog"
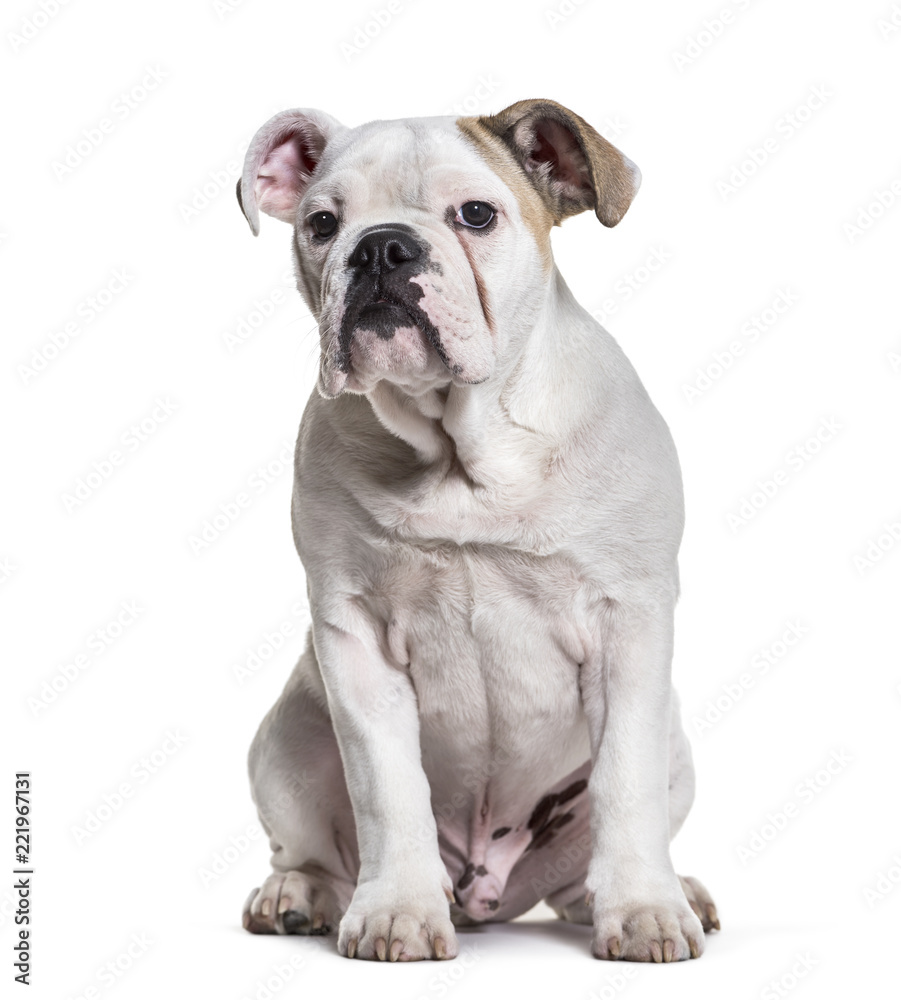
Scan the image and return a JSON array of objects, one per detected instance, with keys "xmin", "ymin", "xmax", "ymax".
[{"xmin": 236, "ymin": 99, "xmax": 718, "ymax": 963}]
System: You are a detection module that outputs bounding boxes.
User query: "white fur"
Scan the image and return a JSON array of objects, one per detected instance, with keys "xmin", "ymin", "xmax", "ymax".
[{"xmin": 237, "ymin": 104, "xmax": 715, "ymax": 963}]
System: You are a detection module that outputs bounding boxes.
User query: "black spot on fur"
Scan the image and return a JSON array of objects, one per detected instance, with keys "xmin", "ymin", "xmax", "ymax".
[
  {"xmin": 486, "ymin": 899, "xmax": 499, "ymax": 911},
  {"xmin": 557, "ymin": 779, "xmax": 588, "ymax": 805},
  {"xmin": 530, "ymin": 828, "xmax": 557, "ymax": 851},
  {"xmin": 528, "ymin": 793, "xmax": 558, "ymax": 830},
  {"xmin": 457, "ymin": 863, "xmax": 476, "ymax": 891},
  {"xmin": 475, "ymin": 865, "xmax": 487, "ymax": 877},
  {"xmin": 549, "ymin": 811, "xmax": 575, "ymax": 831},
  {"xmin": 528, "ymin": 810, "xmax": 576, "ymax": 852}
]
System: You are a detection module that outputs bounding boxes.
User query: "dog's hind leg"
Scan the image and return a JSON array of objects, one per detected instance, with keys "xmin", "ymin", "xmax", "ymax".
[{"xmin": 242, "ymin": 639, "xmax": 358, "ymax": 935}]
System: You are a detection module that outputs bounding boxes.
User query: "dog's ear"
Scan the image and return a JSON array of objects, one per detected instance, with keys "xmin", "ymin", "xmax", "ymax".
[
  {"xmin": 237, "ymin": 109, "xmax": 346, "ymax": 236},
  {"xmin": 474, "ymin": 99, "xmax": 640, "ymax": 227}
]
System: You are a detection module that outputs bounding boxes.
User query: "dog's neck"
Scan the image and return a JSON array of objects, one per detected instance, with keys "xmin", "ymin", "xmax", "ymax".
[{"xmin": 363, "ymin": 269, "xmax": 602, "ymax": 489}]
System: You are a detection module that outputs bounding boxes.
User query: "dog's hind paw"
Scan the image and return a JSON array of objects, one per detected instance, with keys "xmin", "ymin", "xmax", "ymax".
[
  {"xmin": 679, "ymin": 874, "xmax": 720, "ymax": 932},
  {"xmin": 242, "ymin": 870, "xmax": 344, "ymax": 935}
]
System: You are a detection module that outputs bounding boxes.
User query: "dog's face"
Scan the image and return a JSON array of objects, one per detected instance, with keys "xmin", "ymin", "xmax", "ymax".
[{"xmin": 238, "ymin": 101, "xmax": 641, "ymax": 398}]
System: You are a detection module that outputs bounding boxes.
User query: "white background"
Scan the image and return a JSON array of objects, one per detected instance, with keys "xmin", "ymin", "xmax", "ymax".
[{"xmin": 3, "ymin": 0, "xmax": 900, "ymax": 997}]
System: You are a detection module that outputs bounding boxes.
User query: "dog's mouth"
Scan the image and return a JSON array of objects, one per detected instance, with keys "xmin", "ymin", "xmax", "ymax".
[
  {"xmin": 336, "ymin": 278, "xmax": 457, "ymax": 377},
  {"xmin": 318, "ymin": 250, "xmax": 494, "ymax": 398},
  {"xmin": 355, "ymin": 298, "xmax": 413, "ymax": 332}
]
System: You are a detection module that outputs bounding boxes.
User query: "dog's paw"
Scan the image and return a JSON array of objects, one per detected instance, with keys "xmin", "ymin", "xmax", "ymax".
[
  {"xmin": 679, "ymin": 874, "xmax": 720, "ymax": 932},
  {"xmin": 591, "ymin": 895, "xmax": 705, "ymax": 962},
  {"xmin": 337, "ymin": 881, "xmax": 458, "ymax": 961},
  {"xmin": 243, "ymin": 871, "xmax": 344, "ymax": 935}
]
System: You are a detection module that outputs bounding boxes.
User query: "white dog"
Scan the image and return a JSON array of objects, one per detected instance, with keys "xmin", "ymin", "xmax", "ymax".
[{"xmin": 237, "ymin": 99, "xmax": 718, "ymax": 963}]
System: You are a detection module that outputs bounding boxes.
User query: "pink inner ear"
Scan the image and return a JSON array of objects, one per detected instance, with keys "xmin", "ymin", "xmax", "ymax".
[
  {"xmin": 256, "ymin": 136, "xmax": 317, "ymax": 222},
  {"xmin": 528, "ymin": 119, "xmax": 591, "ymax": 197}
]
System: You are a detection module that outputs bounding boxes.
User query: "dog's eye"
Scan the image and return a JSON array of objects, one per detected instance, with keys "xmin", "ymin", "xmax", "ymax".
[
  {"xmin": 457, "ymin": 202, "xmax": 495, "ymax": 229},
  {"xmin": 310, "ymin": 211, "xmax": 338, "ymax": 238}
]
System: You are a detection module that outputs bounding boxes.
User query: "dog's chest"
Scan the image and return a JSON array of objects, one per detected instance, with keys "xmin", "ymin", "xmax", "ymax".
[
  {"xmin": 368, "ymin": 541, "xmax": 597, "ymax": 917},
  {"xmin": 373, "ymin": 541, "xmax": 597, "ymax": 797}
]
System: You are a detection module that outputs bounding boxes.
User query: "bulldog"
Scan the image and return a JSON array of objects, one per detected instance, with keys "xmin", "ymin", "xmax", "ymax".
[{"xmin": 236, "ymin": 99, "xmax": 719, "ymax": 963}]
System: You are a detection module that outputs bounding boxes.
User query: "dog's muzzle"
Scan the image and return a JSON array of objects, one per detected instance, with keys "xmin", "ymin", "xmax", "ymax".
[
  {"xmin": 336, "ymin": 224, "xmax": 453, "ymax": 374},
  {"xmin": 340, "ymin": 226, "xmax": 425, "ymax": 344}
]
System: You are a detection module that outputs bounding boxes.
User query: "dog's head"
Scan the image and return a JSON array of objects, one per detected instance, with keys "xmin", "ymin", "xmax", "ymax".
[{"xmin": 237, "ymin": 100, "xmax": 640, "ymax": 398}]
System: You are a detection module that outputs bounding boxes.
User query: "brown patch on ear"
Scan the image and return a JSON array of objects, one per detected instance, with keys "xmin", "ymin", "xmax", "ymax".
[
  {"xmin": 468, "ymin": 99, "xmax": 641, "ymax": 228},
  {"xmin": 456, "ymin": 116, "xmax": 555, "ymax": 269}
]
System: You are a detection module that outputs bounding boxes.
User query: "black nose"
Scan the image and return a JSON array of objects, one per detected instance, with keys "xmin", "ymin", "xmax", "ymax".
[{"xmin": 348, "ymin": 228, "xmax": 422, "ymax": 275}]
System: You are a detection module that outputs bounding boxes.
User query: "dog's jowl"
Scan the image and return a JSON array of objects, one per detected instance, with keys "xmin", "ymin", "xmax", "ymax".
[{"xmin": 235, "ymin": 99, "xmax": 719, "ymax": 962}]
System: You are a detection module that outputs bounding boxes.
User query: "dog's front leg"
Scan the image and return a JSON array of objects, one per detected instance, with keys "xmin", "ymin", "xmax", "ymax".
[
  {"xmin": 312, "ymin": 611, "xmax": 457, "ymax": 962},
  {"xmin": 582, "ymin": 593, "xmax": 705, "ymax": 962}
]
